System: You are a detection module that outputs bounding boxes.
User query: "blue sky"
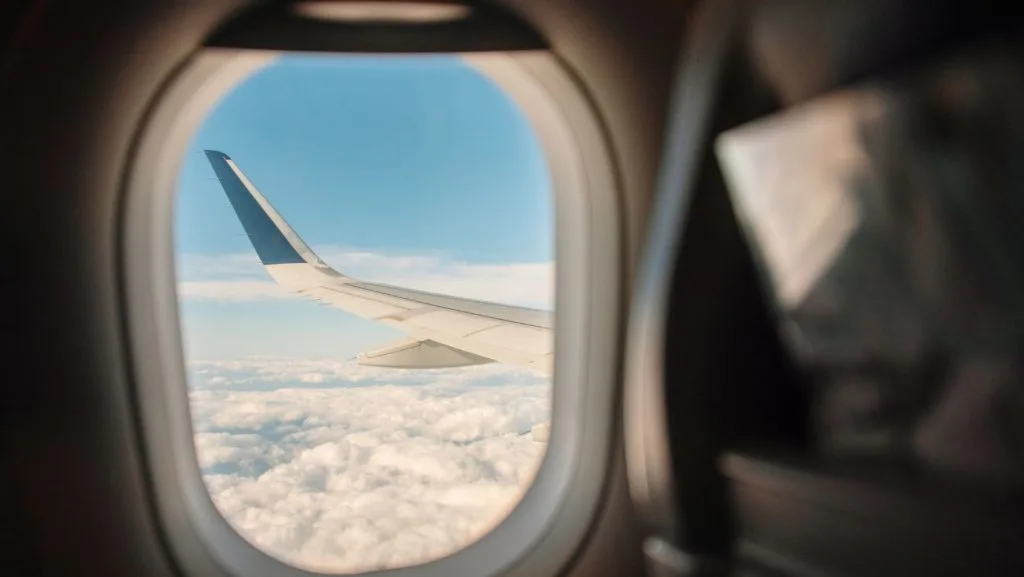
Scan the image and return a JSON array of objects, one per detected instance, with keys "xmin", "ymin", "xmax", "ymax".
[{"xmin": 175, "ymin": 54, "xmax": 553, "ymax": 360}]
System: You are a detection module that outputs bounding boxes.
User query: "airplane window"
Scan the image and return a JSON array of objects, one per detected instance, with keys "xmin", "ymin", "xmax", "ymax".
[{"xmin": 174, "ymin": 54, "xmax": 554, "ymax": 573}]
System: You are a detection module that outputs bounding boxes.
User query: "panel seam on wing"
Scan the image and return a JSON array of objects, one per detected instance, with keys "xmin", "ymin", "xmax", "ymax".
[{"xmin": 338, "ymin": 284, "xmax": 550, "ymax": 329}]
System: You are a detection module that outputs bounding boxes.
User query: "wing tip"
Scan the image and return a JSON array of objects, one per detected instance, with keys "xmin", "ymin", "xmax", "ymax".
[
  {"xmin": 203, "ymin": 149, "xmax": 230, "ymax": 160},
  {"xmin": 204, "ymin": 149, "xmax": 308, "ymax": 266}
]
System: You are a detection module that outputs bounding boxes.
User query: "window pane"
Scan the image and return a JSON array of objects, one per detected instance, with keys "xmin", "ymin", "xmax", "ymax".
[{"xmin": 174, "ymin": 54, "xmax": 553, "ymax": 573}]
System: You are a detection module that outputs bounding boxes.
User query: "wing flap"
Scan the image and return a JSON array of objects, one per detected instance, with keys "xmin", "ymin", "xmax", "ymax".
[{"xmin": 357, "ymin": 337, "xmax": 494, "ymax": 369}]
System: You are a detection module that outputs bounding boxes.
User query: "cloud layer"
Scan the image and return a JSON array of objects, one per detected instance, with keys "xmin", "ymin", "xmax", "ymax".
[
  {"xmin": 188, "ymin": 357, "xmax": 550, "ymax": 573},
  {"xmin": 178, "ymin": 248, "xmax": 554, "ymax": 310}
]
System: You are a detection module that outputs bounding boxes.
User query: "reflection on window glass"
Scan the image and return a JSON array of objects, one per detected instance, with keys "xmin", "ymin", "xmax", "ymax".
[{"xmin": 175, "ymin": 54, "xmax": 554, "ymax": 573}]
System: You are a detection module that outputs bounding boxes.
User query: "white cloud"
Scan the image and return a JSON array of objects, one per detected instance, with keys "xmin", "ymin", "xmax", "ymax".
[
  {"xmin": 188, "ymin": 357, "xmax": 550, "ymax": 573},
  {"xmin": 177, "ymin": 252, "xmax": 270, "ymax": 280},
  {"xmin": 176, "ymin": 248, "xmax": 554, "ymax": 310},
  {"xmin": 178, "ymin": 280, "xmax": 295, "ymax": 301}
]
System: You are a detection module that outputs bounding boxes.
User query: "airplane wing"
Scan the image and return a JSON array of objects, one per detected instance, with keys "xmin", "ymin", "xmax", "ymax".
[{"xmin": 203, "ymin": 150, "xmax": 554, "ymax": 375}]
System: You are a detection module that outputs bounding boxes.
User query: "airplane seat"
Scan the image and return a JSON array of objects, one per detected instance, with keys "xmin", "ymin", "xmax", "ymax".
[{"xmin": 626, "ymin": 1, "xmax": 1024, "ymax": 576}]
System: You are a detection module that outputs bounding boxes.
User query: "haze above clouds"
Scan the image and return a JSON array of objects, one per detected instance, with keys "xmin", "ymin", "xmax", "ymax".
[
  {"xmin": 178, "ymin": 248, "xmax": 554, "ymax": 310},
  {"xmin": 189, "ymin": 357, "xmax": 550, "ymax": 573}
]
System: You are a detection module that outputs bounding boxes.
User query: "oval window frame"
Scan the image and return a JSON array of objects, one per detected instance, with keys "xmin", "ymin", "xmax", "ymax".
[{"xmin": 122, "ymin": 48, "xmax": 623, "ymax": 577}]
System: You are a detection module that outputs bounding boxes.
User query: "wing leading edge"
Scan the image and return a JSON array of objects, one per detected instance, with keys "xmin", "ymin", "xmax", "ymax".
[{"xmin": 203, "ymin": 150, "xmax": 554, "ymax": 375}]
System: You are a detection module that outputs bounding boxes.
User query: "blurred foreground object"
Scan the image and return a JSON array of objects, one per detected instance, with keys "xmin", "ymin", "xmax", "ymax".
[{"xmin": 718, "ymin": 38, "xmax": 1024, "ymax": 482}]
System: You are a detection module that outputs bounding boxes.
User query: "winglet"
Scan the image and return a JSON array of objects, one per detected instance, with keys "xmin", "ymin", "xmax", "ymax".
[{"xmin": 204, "ymin": 150, "xmax": 329, "ymax": 269}]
